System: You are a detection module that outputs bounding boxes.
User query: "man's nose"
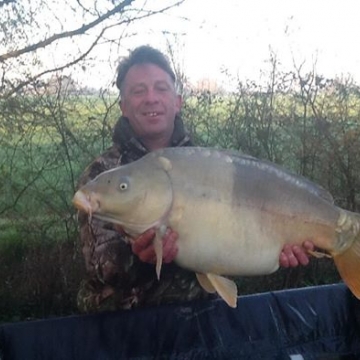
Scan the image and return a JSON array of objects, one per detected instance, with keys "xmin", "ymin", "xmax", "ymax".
[{"xmin": 144, "ymin": 89, "xmax": 159, "ymax": 103}]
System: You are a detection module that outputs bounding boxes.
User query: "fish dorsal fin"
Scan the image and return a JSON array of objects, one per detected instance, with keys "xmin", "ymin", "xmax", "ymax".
[
  {"xmin": 205, "ymin": 273, "xmax": 238, "ymax": 308},
  {"xmin": 196, "ymin": 273, "xmax": 216, "ymax": 293},
  {"xmin": 230, "ymin": 152, "xmax": 334, "ymax": 204}
]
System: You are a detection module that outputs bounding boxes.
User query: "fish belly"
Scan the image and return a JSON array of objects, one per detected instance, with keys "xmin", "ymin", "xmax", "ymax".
[
  {"xmin": 171, "ymin": 199, "xmax": 283, "ymax": 275},
  {"xmin": 162, "ymin": 148, "xmax": 340, "ymax": 277},
  {"xmin": 171, "ymin": 194, "xmax": 338, "ymax": 277}
]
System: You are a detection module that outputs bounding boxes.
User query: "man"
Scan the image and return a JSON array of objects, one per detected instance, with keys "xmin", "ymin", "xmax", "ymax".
[{"xmin": 77, "ymin": 45, "xmax": 313, "ymax": 312}]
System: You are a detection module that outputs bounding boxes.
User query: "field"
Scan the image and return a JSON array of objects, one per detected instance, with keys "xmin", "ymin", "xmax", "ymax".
[{"xmin": 1, "ymin": 74, "xmax": 360, "ymax": 323}]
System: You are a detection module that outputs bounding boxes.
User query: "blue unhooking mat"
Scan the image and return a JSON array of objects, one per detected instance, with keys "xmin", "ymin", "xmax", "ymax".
[{"xmin": 1, "ymin": 284, "xmax": 360, "ymax": 359}]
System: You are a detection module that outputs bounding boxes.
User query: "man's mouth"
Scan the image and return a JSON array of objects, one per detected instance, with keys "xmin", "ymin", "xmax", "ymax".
[{"xmin": 143, "ymin": 112, "xmax": 161, "ymax": 117}]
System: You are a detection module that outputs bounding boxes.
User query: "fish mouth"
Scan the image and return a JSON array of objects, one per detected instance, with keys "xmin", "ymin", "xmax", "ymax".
[
  {"xmin": 73, "ymin": 190, "xmax": 99, "ymax": 215},
  {"xmin": 73, "ymin": 191, "xmax": 145, "ymax": 234}
]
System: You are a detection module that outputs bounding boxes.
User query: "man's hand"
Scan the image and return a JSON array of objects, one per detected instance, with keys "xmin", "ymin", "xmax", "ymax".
[
  {"xmin": 279, "ymin": 240, "xmax": 315, "ymax": 268},
  {"xmin": 130, "ymin": 228, "xmax": 179, "ymax": 264}
]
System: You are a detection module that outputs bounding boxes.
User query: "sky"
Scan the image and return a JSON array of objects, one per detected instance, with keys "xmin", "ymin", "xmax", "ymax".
[
  {"xmin": 72, "ymin": 0, "xmax": 360, "ymax": 89},
  {"xmin": 176, "ymin": 0, "xmax": 360, "ymax": 82}
]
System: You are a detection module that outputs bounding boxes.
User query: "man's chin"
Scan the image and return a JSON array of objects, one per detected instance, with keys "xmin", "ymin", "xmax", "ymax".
[
  {"xmin": 144, "ymin": 120, "xmax": 170, "ymax": 133},
  {"xmin": 145, "ymin": 115, "xmax": 164, "ymax": 125}
]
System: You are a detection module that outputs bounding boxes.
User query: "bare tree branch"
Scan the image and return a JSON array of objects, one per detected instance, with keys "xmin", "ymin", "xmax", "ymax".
[
  {"xmin": 4, "ymin": 27, "xmax": 107, "ymax": 97},
  {"xmin": 2, "ymin": 1, "xmax": 186, "ymax": 97},
  {"xmin": 0, "ymin": 0, "xmax": 135, "ymax": 62},
  {"xmin": 0, "ymin": 0, "xmax": 17, "ymax": 7}
]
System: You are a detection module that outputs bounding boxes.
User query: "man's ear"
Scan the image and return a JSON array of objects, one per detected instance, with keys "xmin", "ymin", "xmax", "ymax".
[
  {"xmin": 119, "ymin": 99, "xmax": 126, "ymax": 116},
  {"xmin": 176, "ymin": 94, "xmax": 183, "ymax": 113}
]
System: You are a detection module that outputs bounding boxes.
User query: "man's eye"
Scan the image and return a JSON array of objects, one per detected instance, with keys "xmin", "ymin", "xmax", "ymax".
[
  {"xmin": 157, "ymin": 86, "xmax": 169, "ymax": 92},
  {"xmin": 133, "ymin": 89, "xmax": 145, "ymax": 95}
]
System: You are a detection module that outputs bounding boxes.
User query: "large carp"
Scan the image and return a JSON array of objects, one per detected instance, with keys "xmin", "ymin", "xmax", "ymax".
[{"xmin": 73, "ymin": 147, "xmax": 360, "ymax": 307}]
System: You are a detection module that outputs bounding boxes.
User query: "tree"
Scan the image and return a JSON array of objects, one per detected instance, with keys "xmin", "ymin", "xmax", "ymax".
[
  {"xmin": 0, "ymin": 1, "xmax": 187, "ymax": 321},
  {"xmin": 0, "ymin": 0, "xmax": 185, "ymax": 98}
]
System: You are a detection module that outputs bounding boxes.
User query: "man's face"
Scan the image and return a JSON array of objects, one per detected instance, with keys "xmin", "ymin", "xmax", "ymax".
[{"xmin": 120, "ymin": 63, "xmax": 182, "ymax": 142}]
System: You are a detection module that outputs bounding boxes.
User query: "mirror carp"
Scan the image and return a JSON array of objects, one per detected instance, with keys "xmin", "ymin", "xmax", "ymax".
[{"xmin": 73, "ymin": 147, "xmax": 360, "ymax": 307}]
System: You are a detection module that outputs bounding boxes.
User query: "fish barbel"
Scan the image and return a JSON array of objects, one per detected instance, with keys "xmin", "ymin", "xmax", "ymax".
[{"xmin": 73, "ymin": 147, "xmax": 360, "ymax": 307}]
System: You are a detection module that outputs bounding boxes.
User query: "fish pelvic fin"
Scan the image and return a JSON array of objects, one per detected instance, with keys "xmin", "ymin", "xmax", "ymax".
[
  {"xmin": 333, "ymin": 237, "xmax": 360, "ymax": 299},
  {"xmin": 205, "ymin": 273, "xmax": 238, "ymax": 308},
  {"xmin": 196, "ymin": 273, "xmax": 217, "ymax": 293}
]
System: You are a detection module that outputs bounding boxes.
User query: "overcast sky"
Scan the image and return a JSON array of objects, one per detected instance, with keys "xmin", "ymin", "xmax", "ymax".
[{"xmin": 74, "ymin": 0, "xmax": 360, "ymax": 89}]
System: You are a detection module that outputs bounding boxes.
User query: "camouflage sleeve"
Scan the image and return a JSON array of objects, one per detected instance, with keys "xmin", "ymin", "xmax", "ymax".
[
  {"xmin": 77, "ymin": 211, "xmax": 151, "ymax": 312},
  {"xmin": 78, "ymin": 213, "xmax": 135, "ymax": 284}
]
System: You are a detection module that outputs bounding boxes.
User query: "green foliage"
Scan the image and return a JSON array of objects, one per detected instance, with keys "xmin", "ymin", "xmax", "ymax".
[
  {"xmin": 0, "ymin": 90, "xmax": 117, "ymax": 221},
  {"xmin": 0, "ymin": 232, "xmax": 84, "ymax": 323},
  {"xmin": 0, "ymin": 87, "xmax": 118, "ymax": 323}
]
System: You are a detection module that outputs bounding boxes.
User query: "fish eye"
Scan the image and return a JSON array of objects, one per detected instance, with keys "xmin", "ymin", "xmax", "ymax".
[
  {"xmin": 118, "ymin": 176, "xmax": 130, "ymax": 192},
  {"xmin": 119, "ymin": 182, "xmax": 128, "ymax": 191}
]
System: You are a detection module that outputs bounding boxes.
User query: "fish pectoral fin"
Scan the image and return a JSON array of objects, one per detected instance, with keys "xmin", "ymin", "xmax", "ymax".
[
  {"xmin": 196, "ymin": 273, "xmax": 216, "ymax": 293},
  {"xmin": 206, "ymin": 273, "xmax": 238, "ymax": 308},
  {"xmin": 157, "ymin": 156, "xmax": 172, "ymax": 171},
  {"xmin": 333, "ymin": 239, "xmax": 360, "ymax": 299},
  {"xmin": 307, "ymin": 250, "xmax": 332, "ymax": 259},
  {"xmin": 154, "ymin": 229, "xmax": 164, "ymax": 280}
]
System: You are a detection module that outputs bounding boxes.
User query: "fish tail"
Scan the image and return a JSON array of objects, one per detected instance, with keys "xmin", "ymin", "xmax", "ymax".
[{"xmin": 333, "ymin": 214, "xmax": 360, "ymax": 299}]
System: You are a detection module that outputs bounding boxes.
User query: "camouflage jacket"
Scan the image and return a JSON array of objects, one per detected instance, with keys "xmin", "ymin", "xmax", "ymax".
[{"xmin": 77, "ymin": 116, "xmax": 210, "ymax": 312}]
